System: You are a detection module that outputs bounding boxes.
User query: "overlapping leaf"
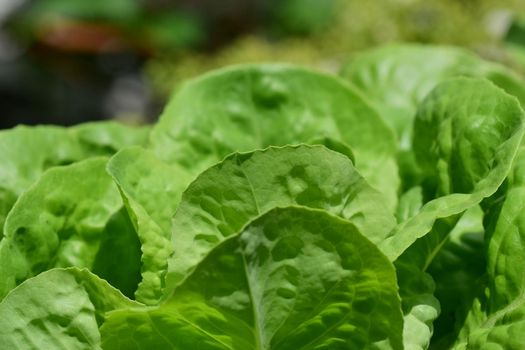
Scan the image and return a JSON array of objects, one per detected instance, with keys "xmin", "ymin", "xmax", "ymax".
[
  {"xmin": 0, "ymin": 158, "xmax": 140, "ymax": 299},
  {"xmin": 383, "ymin": 77, "xmax": 524, "ymax": 349},
  {"xmin": 381, "ymin": 77, "xmax": 525, "ymax": 261},
  {"xmin": 150, "ymin": 64, "xmax": 399, "ymax": 209},
  {"xmin": 107, "ymin": 146, "xmax": 193, "ymax": 304},
  {"xmin": 165, "ymin": 145, "xmax": 395, "ymax": 292},
  {"xmin": 341, "ymin": 44, "xmax": 525, "ymax": 193},
  {"xmin": 341, "ymin": 44, "xmax": 525, "ymax": 148},
  {"xmin": 0, "ymin": 268, "xmax": 139, "ymax": 350},
  {"xmin": 0, "ymin": 122, "xmax": 149, "ymax": 235},
  {"xmin": 0, "ymin": 55, "xmax": 523, "ymax": 350},
  {"xmin": 101, "ymin": 207, "xmax": 404, "ymax": 350}
]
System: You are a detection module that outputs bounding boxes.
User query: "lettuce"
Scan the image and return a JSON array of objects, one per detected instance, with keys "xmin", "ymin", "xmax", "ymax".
[{"xmin": 1, "ymin": 45, "xmax": 525, "ymax": 349}]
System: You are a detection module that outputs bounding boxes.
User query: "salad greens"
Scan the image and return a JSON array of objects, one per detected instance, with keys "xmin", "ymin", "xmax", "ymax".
[
  {"xmin": 0, "ymin": 122, "xmax": 150, "ymax": 235},
  {"xmin": 2, "ymin": 44, "xmax": 525, "ymax": 349}
]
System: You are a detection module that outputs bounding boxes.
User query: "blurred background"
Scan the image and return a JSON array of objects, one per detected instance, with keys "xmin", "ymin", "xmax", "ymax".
[{"xmin": 1, "ymin": 0, "xmax": 525, "ymax": 129}]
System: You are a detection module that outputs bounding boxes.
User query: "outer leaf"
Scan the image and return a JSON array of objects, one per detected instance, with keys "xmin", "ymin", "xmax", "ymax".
[
  {"xmin": 0, "ymin": 158, "xmax": 132, "ymax": 299},
  {"xmin": 0, "ymin": 126, "xmax": 83, "ymax": 234},
  {"xmin": 0, "ymin": 122, "xmax": 149, "ymax": 235},
  {"xmin": 380, "ymin": 77, "xmax": 525, "ymax": 261},
  {"xmin": 107, "ymin": 146, "xmax": 193, "ymax": 304},
  {"xmin": 0, "ymin": 268, "xmax": 139, "ymax": 350},
  {"xmin": 101, "ymin": 207, "xmax": 404, "ymax": 350},
  {"xmin": 166, "ymin": 145, "xmax": 395, "ymax": 291},
  {"xmin": 150, "ymin": 63, "xmax": 399, "ymax": 209}
]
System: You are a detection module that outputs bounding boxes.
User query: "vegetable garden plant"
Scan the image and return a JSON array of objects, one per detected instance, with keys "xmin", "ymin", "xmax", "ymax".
[{"xmin": 2, "ymin": 44, "xmax": 525, "ymax": 349}]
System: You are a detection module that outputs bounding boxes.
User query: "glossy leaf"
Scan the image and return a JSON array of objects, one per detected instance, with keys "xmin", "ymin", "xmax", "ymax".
[
  {"xmin": 0, "ymin": 158, "xmax": 129, "ymax": 299},
  {"xmin": 0, "ymin": 268, "xmax": 139, "ymax": 350},
  {"xmin": 0, "ymin": 122, "xmax": 149, "ymax": 235},
  {"xmin": 101, "ymin": 207, "xmax": 404, "ymax": 350},
  {"xmin": 383, "ymin": 78, "xmax": 524, "ymax": 349},
  {"xmin": 341, "ymin": 44, "xmax": 525, "ymax": 196},
  {"xmin": 381, "ymin": 77, "xmax": 524, "ymax": 261},
  {"xmin": 150, "ymin": 64, "xmax": 399, "ymax": 209},
  {"xmin": 341, "ymin": 44, "xmax": 525, "ymax": 147},
  {"xmin": 166, "ymin": 145, "xmax": 395, "ymax": 291}
]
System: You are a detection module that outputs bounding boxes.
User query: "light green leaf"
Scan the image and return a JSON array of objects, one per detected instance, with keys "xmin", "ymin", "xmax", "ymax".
[
  {"xmin": 0, "ymin": 122, "xmax": 149, "ymax": 236},
  {"xmin": 381, "ymin": 77, "xmax": 524, "ymax": 349},
  {"xmin": 101, "ymin": 207, "xmax": 404, "ymax": 350},
  {"xmin": 107, "ymin": 146, "xmax": 193, "ymax": 305},
  {"xmin": 107, "ymin": 146, "xmax": 191, "ymax": 235},
  {"xmin": 0, "ymin": 126, "xmax": 83, "ymax": 235},
  {"xmin": 341, "ymin": 44, "xmax": 525, "ymax": 196},
  {"xmin": 0, "ymin": 158, "xmax": 130, "ymax": 299},
  {"xmin": 166, "ymin": 145, "xmax": 395, "ymax": 292},
  {"xmin": 380, "ymin": 77, "xmax": 525, "ymax": 261},
  {"xmin": 396, "ymin": 186, "xmax": 423, "ymax": 223},
  {"xmin": 0, "ymin": 267, "xmax": 139, "ymax": 350},
  {"xmin": 150, "ymin": 63, "xmax": 399, "ymax": 210},
  {"xmin": 396, "ymin": 261, "xmax": 440, "ymax": 350},
  {"xmin": 395, "ymin": 207, "xmax": 471, "ymax": 350},
  {"xmin": 306, "ymin": 136, "xmax": 355, "ymax": 164},
  {"xmin": 396, "ymin": 206, "xmax": 485, "ymax": 350},
  {"xmin": 71, "ymin": 121, "xmax": 150, "ymax": 154},
  {"xmin": 340, "ymin": 44, "xmax": 525, "ymax": 148}
]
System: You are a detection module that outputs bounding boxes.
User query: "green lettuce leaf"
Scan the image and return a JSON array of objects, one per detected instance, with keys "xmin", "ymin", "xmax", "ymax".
[
  {"xmin": 0, "ymin": 158, "xmax": 138, "ymax": 299},
  {"xmin": 107, "ymin": 146, "xmax": 193, "ymax": 304},
  {"xmin": 396, "ymin": 186, "xmax": 423, "ymax": 223},
  {"xmin": 0, "ymin": 267, "xmax": 139, "ymax": 350},
  {"xmin": 381, "ymin": 77, "xmax": 525, "ymax": 261},
  {"xmin": 70, "ymin": 121, "xmax": 150, "ymax": 155},
  {"xmin": 150, "ymin": 63, "xmax": 399, "ymax": 210},
  {"xmin": 396, "ymin": 261, "xmax": 440, "ymax": 350},
  {"xmin": 340, "ymin": 44, "xmax": 525, "ymax": 148},
  {"xmin": 306, "ymin": 136, "xmax": 355, "ymax": 164},
  {"xmin": 0, "ymin": 122, "xmax": 149, "ymax": 236},
  {"xmin": 166, "ymin": 145, "xmax": 395, "ymax": 292},
  {"xmin": 101, "ymin": 207, "xmax": 404, "ymax": 350},
  {"xmin": 381, "ymin": 77, "xmax": 524, "ymax": 349},
  {"xmin": 1, "ymin": 55, "xmax": 523, "ymax": 348},
  {"xmin": 341, "ymin": 44, "xmax": 525, "ymax": 194},
  {"xmin": 454, "ymin": 147, "xmax": 525, "ymax": 348}
]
